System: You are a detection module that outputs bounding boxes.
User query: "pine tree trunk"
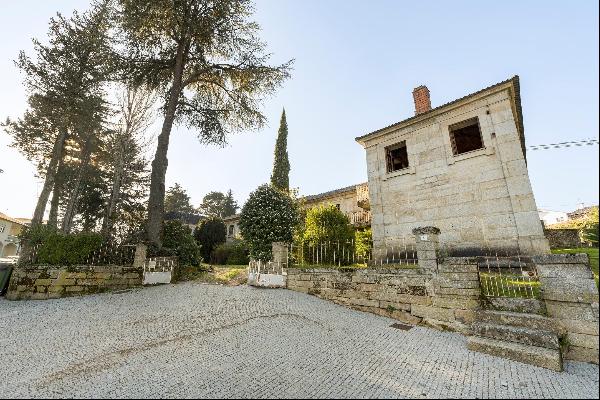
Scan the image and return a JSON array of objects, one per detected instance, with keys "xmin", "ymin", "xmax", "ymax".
[
  {"xmin": 102, "ymin": 135, "xmax": 126, "ymax": 238},
  {"xmin": 20, "ymin": 130, "xmax": 67, "ymax": 263},
  {"xmin": 30, "ymin": 130, "xmax": 68, "ymax": 227},
  {"xmin": 61, "ymin": 138, "xmax": 93, "ymax": 234},
  {"xmin": 146, "ymin": 43, "xmax": 187, "ymax": 247},
  {"xmin": 48, "ymin": 162, "xmax": 64, "ymax": 229}
]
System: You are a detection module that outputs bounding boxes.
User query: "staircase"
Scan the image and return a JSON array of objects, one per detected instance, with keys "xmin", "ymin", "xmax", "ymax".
[{"xmin": 467, "ymin": 299, "xmax": 563, "ymax": 371}]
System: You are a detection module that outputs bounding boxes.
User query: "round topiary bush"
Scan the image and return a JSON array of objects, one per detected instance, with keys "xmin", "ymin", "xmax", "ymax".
[{"xmin": 239, "ymin": 184, "xmax": 299, "ymax": 261}]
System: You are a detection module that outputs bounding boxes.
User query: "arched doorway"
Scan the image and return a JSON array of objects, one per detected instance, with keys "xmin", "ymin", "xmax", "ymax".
[{"xmin": 3, "ymin": 243, "xmax": 17, "ymax": 257}]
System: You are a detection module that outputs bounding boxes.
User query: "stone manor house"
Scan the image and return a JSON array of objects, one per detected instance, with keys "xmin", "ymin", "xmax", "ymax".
[{"xmin": 224, "ymin": 76, "xmax": 550, "ymax": 255}]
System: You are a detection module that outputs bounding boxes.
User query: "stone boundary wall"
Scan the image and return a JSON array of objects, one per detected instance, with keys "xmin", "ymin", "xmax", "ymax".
[
  {"xmin": 6, "ymin": 265, "xmax": 143, "ymax": 300},
  {"xmin": 534, "ymin": 254, "xmax": 599, "ymax": 364},
  {"xmin": 286, "ymin": 259, "xmax": 480, "ymax": 333},
  {"xmin": 544, "ymin": 229, "xmax": 584, "ymax": 249}
]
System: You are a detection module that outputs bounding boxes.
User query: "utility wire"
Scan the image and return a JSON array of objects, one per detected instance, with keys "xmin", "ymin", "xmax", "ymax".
[{"xmin": 527, "ymin": 138, "xmax": 599, "ymax": 151}]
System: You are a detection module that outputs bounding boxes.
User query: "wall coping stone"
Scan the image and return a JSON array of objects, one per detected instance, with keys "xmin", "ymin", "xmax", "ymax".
[
  {"xmin": 532, "ymin": 253, "xmax": 589, "ymax": 265},
  {"xmin": 286, "ymin": 268, "xmax": 428, "ymax": 276}
]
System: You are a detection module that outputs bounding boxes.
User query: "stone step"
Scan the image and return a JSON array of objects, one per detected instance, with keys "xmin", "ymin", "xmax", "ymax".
[
  {"xmin": 467, "ymin": 336, "xmax": 562, "ymax": 372},
  {"xmin": 475, "ymin": 310, "xmax": 558, "ymax": 333},
  {"xmin": 485, "ymin": 297, "xmax": 546, "ymax": 315},
  {"xmin": 471, "ymin": 322, "xmax": 560, "ymax": 350}
]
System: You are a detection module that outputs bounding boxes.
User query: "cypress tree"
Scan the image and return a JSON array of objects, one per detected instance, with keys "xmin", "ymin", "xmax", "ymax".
[{"xmin": 270, "ymin": 109, "xmax": 290, "ymax": 191}]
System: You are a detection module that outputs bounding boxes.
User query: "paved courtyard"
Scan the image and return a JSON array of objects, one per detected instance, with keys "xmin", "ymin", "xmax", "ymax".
[{"xmin": 0, "ymin": 283, "xmax": 598, "ymax": 399}]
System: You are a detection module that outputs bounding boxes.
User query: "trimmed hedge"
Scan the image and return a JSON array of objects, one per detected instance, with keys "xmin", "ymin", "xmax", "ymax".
[{"xmin": 20, "ymin": 226, "xmax": 104, "ymax": 265}]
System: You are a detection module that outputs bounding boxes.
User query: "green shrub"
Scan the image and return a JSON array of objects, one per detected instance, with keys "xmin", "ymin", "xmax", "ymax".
[
  {"xmin": 211, "ymin": 241, "xmax": 250, "ymax": 265},
  {"xmin": 581, "ymin": 207, "xmax": 599, "ymax": 245},
  {"xmin": 239, "ymin": 184, "xmax": 299, "ymax": 261},
  {"xmin": 355, "ymin": 228, "xmax": 372, "ymax": 260},
  {"xmin": 293, "ymin": 204, "xmax": 355, "ymax": 265},
  {"xmin": 302, "ymin": 204, "xmax": 354, "ymax": 243},
  {"xmin": 194, "ymin": 217, "xmax": 227, "ymax": 261},
  {"xmin": 20, "ymin": 225, "xmax": 104, "ymax": 265},
  {"xmin": 162, "ymin": 220, "xmax": 202, "ymax": 266}
]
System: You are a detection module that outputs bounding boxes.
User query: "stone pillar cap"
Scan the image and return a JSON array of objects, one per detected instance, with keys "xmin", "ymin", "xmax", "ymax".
[{"xmin": 412, "ymin": 226, "xmax": 441, "ymax": 235}]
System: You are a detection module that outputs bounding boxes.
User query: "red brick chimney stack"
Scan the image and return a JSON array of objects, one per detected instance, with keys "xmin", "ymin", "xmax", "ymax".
[{"xmin": 413, "ymin": 85, "xmax": 432, "ymax": 115}]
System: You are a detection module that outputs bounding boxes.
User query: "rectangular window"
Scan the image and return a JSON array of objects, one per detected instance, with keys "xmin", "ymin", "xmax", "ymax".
[
  {"xmin": 385, "ymin": 141, "xmax": 409, "ymax": 173},
  {"xmin": 0, "ymin": 225, "xmax": 5, "ymax": 233},
  {"xmin": 449, "ymin": 117, "xmax": 484, "ymax": 155}
]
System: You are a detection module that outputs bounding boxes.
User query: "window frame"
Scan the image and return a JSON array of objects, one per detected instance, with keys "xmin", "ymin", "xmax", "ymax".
[
  {"xmin": 448, "ymin": 117, "xmax": 485, "ymax": 156},
  {"xmin": 385, "ymin": 140, "xmax": 410, "ymax": 173}
]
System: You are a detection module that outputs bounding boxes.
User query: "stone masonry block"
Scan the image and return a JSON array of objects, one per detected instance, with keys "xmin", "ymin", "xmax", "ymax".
[
  {"xmin": 532, "ymin": 253, "xmax": 589, "ymax": 265},
  {"xmin": 567, "ymin": 332, "xmax": 599, "ymax": 350},
  {"xmin": 439, "ymin": 272, "xmax": 479, "ymax": 282},
  {"xmin": 438, "ymin": 264, "xmax": 478, "ymax": 274},
  {"xmin": 435, "ymin": 287, "xmax": 481, "ymax": 297},
  {"xmin": 379, "ymin": 301, "xmax": 411, "ymax": 312},
  {"xmin": 545, "ymin": 301, "xmax": 597, "ymax": 322},
  {"xmin": 565, "ymin": 346, "xmax": 599, "ymax": 364},
  {"xmin": 432, "ymin": 297, "xmax": 480, "ymax": 310},
  {"xmin": 537, "ymin": 264, "xmax": 594, "ymax": 280},
  {"xmin": 411, "ymin": 305, "xmax": 455, "ymax": 322},
  {"xmin": 557, "ymin": 319, "xmax": 599, "ymax": 336}
]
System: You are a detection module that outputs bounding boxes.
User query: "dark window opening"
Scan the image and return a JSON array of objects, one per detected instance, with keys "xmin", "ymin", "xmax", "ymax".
[
  {"xmin": 385, "ymin": 141, "xmax": 409, "ymax": 173},
  {"xmin": 228, "ymin": 225, "xmax": 234, "ymax": 236},
  {"xmin": 335, "ymin": 204, "xmax": 341, "ymax": 210},
  {"xmin": 449, "ymin": 117, "xmax": 484, "ymax": 155}
]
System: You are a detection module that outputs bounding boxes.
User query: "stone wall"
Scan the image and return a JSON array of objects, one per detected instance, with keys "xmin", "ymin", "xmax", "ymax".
[
  {"xmin": 6, "ymin": 265, "xmax": 143, "ymax": 300},
  {"xmin": 544, "ymin": 229, "xmax": 584, "ymax": 249},
  {"xmin": 358, "ymin": 80, "xmax": 549, "ymax": 255},
  {"xmin": 286, "ymin": 259, "xmax": 481, "ymax": 333},
  {"xmin": 534, "ymin": 254, "xmax": 599, "ymax": 364}
]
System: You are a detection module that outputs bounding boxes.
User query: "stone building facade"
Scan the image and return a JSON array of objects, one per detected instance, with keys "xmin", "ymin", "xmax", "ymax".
[
  {"xmin": 0, "ymin": 212, "xmax": 26, "ymax": 258},
  {"xmin": 356, "ymin": 76, "xmax": 550, "ymax": 255},
  {"xmin": 302, "ymin": 183, "xmax": 371, "ymax": 227}
]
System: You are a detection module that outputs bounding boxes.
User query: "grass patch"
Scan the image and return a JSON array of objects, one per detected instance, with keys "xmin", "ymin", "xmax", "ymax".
[
  {"xmin": 179, "ymin": 265, "xmax": 248, "ymax": 286},
  {"xmin": 551, "ymin": 247, "xmax": 599, "ymax": 286},
  {"xmin": 479, "ymin": 272, "xmax": 541, "ymax": 299}
]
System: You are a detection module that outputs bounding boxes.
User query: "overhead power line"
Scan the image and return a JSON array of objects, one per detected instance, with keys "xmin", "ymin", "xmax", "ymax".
[{"xmin": 527, "ymin": 138, "xmax": 599, "ymax": 151}]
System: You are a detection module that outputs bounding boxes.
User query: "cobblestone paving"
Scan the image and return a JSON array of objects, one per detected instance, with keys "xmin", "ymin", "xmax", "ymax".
[{"xmin": 1, "ymin": 283, "xmax": 598, "ymax": 399}]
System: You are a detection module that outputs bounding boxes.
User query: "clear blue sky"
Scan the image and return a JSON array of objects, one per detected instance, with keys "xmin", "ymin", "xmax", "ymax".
[{"xmin": 0, "ymin": 0, "xmax": 598, "ymax": 218}]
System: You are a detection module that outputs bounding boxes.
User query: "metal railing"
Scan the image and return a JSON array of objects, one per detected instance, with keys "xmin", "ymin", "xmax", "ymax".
[
  {"xmin": 248, "ymin": 260, "xmax": 285, "ymax": 275},
  {"xmin": 288, "ymin": 236, "xmax": 417, "ymax": 268},
  {"xmin": 478, "ymin": 253, "xmax": 540, "ymax": 299}
]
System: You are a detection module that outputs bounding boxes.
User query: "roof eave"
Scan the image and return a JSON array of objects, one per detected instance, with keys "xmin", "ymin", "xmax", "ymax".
[{"xmin": 355, "ymin": 76, "xmax": 523, "ymax": 148}]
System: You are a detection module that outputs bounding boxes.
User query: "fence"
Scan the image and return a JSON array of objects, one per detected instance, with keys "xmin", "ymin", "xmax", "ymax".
[
  {"xmin": 477, "ymin": 253, "xmax": 540, "ymax": 299},
  {"xmin": 288, "ymin": 236, "xmax": 417, "ymax": 267}
]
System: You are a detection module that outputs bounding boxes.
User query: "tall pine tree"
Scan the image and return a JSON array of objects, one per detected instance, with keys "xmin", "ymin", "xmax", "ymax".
[{"xmin": 270, "ymin": 109, "xmax": 290, "ymax": 191}]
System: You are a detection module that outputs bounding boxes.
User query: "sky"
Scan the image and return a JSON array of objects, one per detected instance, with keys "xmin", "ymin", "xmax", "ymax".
[{"xmin": 0, "ymin": 0, "xmax": 598, "ymax": 218}]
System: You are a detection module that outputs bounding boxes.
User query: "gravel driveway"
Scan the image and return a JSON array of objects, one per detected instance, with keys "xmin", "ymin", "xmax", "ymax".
[{"xmin": 0, "ymin": 283, "xmax": 598, "ymax": 399}]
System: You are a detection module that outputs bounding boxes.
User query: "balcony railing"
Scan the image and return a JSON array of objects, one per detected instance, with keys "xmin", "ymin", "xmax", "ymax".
[
  {"xmin": 356, "ymin": 183, "xmax": 370, "ymax": 210},
  {"xmin": 347, "ymin": 210, "xmax": 371, "ymax": 226}
]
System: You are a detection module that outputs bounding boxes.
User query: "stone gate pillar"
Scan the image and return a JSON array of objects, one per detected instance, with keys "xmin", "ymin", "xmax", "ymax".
[
  {"xmin": 272, "ymin": 242, "xmax": 289, "ymax": 269},
  {"xmin": 412, "ymin": 226, "xmax": 440, "ymax": 274},
  {"xmin": 133, "ymin": 243, "xmax": 147, "ymax": 269}
]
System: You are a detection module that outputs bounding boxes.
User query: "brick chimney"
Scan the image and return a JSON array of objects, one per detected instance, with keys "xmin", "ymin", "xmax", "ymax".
[{"xmin": 413, "ymin": 85, "xmax": 431, "ymax": 115}]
